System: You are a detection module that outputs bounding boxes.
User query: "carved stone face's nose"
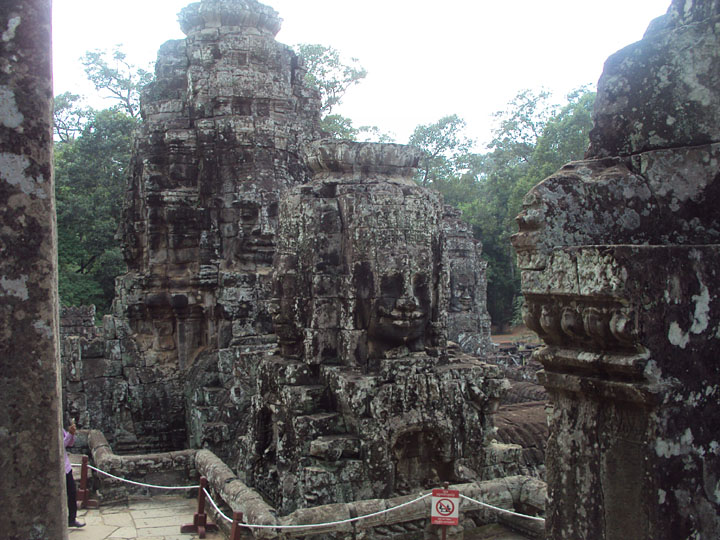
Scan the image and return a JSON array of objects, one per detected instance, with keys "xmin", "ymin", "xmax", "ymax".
[{"xmin": 395, "ymin": 296, "xmax": 418, "ymax": 311}]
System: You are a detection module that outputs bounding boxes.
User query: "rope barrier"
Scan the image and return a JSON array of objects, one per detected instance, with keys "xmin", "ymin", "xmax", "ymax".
[
  {"xmin": 203, "ymin": 487, "xmax": 232, "ymax": 523},
  {"xmin": 81, "ymin": 463, "xmax": 200, "ymax": 491},
  {"xmin": 460, "ymin": 494, "xmax": 545, "ymax": 523},
  {"xmin": 202, "ymin": 487, "xmax": 431, "ymax": 530},
  {"xmin": 74, "ymin": 461, "xmax": 545, "ymax": 528}
]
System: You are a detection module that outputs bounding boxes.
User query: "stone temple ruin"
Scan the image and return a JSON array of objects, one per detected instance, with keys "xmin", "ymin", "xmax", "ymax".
[
  {"xmin": 242, "ymin": 140, "xmax": 506, "ymax": 512},
  {"xmin": 4, "ymin": 0, "xmax": 720, "ymax": 539},
  {"xmin": 61, "ymin": 0, "xmax": 502, "ymax": 511}
]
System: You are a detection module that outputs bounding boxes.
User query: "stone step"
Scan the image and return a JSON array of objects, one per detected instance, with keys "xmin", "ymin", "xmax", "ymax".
[
  {"xmin": 190, "ymin": 405, "xmax": 220, "ymax": 423},
  {"xmin": 309, "ymin": 435, "xmax": 361, "ymax": 460},
  {"xmin": 200, "ymin": 421, "xmax": 230, "ymax": 443},
  {"xmin": 299, "ymin": 460, "xmax": 366, "ymax": 506}
]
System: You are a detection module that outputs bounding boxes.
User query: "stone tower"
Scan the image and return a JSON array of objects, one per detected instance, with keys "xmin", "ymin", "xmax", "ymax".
[
  {"xmin": 512, "ymin": 0, "xmax": 720, "ymax": 538},
  {"xmin": 443, "ymin": 206, "xmax": 494, "ymax": 356},
  {"xmin": 243, "ymin": 140, "xmax": 506, "ymax": 513},
  {"xmin": 109, "ymin": 0, "xmax": 321, "ymax": 449}
]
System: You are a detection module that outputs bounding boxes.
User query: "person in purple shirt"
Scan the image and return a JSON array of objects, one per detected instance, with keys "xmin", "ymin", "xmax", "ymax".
[{"xmin": 63, "ymin": 422, "xmax": 85, "ymax": 528}]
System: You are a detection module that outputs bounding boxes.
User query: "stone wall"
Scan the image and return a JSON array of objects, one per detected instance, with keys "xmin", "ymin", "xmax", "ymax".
[
  {"xmin": 512, "ymin": 0, "xmax": 720, "ymax": 538},
  {"xmin": 74, "ymin": 430, "xmax": 545, "ymax": 539},
  {"xmin": 0, "ymin": 1, "xmax": 68, "ymax": 538}
]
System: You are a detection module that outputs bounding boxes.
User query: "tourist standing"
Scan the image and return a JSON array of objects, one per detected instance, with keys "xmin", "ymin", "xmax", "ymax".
[{"xmin": 63, "ymin": 422, "xmax": 85, "ymax": 528}]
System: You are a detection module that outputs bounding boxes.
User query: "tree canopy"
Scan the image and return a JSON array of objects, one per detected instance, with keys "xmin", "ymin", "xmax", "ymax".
[
  {"xmin": 54, "ymin": 46, "xmax": 149, "ymax": 315},
  {"xmin": 294, "ymin": 43, "xmax": 392, "ymax": 141},
  {"xmin": 411, "ymin": 87, "xmax": 596, "ymax": 330},
  {"xmin": 55, "ymin": 108, "xmax": 137, "ymax": 314},
  {"xmin": 81, "ymin": 46, "xmax": 153, "ymax": 118}
]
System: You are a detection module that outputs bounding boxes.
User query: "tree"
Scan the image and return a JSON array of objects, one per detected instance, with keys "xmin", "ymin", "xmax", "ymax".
[
  {"xmin": 53, "ymin": 92, "xmax": 90, "ymax": 142},
  {"xmin": 471, "ymin": 87, "xmax": 595, "ymax": 330},
  {"xmin": 55, "ymin": 109, "xmax": 137, "ymax": 314},
  {"xmin": 487, "ymin": 89, "xmax": 555, "ymax": 164},
  {"xmin": 295, "ymin": 43, "xmax": 367, "ymax": 116},
  {"xmin": 81, "ymin": 46, "xmax": 153, "ymax": 118},
  {"xmin": 410, "ymin": 88, "xmax": 596, "ymax": 331},
  {"xmin": 408, "ymin": 114, "xmax": 474, "ymax": 187},
  {"xmin": 294, "ymin": 43, "xmax": 392, "ymax": 141}
]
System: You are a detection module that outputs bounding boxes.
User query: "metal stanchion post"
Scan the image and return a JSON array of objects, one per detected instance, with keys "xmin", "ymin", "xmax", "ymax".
[
  {"xmin": 77, "ymin": 455, "xmax": 99, "ymax": 509},
  {"xmin": 180, "ymin": 477, "xmax": 218, "ymax": 538}
]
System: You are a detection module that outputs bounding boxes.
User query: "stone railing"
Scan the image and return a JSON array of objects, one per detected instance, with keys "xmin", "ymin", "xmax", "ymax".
[
  {"xmin": 83, "ymin": 430, "xmax": 198, "ymax": 502},
  {"xmin": 78, "ymin": 430, "xmax": 545, "ymax": 539}
]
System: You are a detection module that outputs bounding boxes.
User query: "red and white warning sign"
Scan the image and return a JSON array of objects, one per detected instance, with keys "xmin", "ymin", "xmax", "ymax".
[{"xmin": 431, "ymin": 488, "xmax": 460, "ymax": 526}]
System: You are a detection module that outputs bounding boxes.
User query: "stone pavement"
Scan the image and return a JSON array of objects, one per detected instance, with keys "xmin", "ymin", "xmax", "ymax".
[
  {"xmin": 69, "ymin": 496, "xmax": 225, "ymax": 540},
  {"xmin": 67, "ymin": 495, "xmax": 533, "ymax": 540}
]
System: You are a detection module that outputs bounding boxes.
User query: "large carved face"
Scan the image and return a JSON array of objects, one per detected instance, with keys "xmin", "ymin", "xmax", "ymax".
[
  {"xmin": 272, "ymin": 141, "xmax": 446, "ymax": 365},
  {"xmin": 449, "ymin": 268, "xmax": 475, "ymax": 313},
  {"xmin": 366, "ymin": 250, "xmax": 435, "ymax": 351},
  {"xmin": 346, "ymin": 188, "xmax": 442, "ymax": 357}
]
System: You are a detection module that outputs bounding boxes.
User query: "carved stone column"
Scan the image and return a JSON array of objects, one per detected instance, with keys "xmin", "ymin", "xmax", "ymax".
[
  {"xmin": 0, "ymin": 1, "xmax": 67, "ymax": 538},
  {"xmin": 512, "ymin": 1, "xmax": 720, "ymax": 538}
]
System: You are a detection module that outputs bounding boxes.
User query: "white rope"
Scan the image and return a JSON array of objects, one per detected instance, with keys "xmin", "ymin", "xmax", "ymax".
[
  {"xmin": 460, "ymin": 494, "xmax": 545, "ymax": 522},
  {"xmin": 202, "ymin": 488, "xmax": 431, "ymax": 530},
  {"xmin": 85, "ymin": 463, "xmax": 200, "ymax": 491},
  {"xmin": 203, "ymin": 487, "xmax": 233, "ymax": 523},
  {"xmin": 73, "ymin": 462, "xmax": 543, "ymax": 527}
]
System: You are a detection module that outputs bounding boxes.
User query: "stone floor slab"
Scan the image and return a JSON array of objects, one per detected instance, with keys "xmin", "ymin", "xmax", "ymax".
[
  {"xmin": 136, "ymin": 525, "xmax": 191, "ymax": 537},
  {"xmin": 135, "ymin": 515, "xmax": 193, "ymax": 528},
  {"xmin": 104, "ymin": 513, "xmax": 135, "ymax": 527},
  {"xmin": 69, "ymin": 524, "xmax": 120, "ymax": 540},
  {"xmin": 108, "ymin": 526, "xmax": 139, "ymax": 538}
]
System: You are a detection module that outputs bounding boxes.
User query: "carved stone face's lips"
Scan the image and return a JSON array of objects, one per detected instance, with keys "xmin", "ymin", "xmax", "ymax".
[
  {"xmin": 452, "ymin": 297, "xmax": 473, "ymax": 309},
  {"xmin": 378, "ymin": 311, "xmax": 427, "ymax": 331},
  {"xmin": 377, "ymin": 306, "xmax": 426, "ymax": 321}
]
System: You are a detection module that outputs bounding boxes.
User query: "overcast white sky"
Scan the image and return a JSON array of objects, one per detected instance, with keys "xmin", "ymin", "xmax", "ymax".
[{"xmin": 52, "ymin": 0, "xmax": 671, "ymax": 149}]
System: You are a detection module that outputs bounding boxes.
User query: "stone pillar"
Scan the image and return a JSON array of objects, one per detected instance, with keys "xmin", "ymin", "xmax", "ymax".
[
  {"xmin": 512, "ymin": 1, "xmax": 720, "ymax": 538},
  {"xmin": 0, "ymin": 1, "xmax": 67, "ymax": 539}
]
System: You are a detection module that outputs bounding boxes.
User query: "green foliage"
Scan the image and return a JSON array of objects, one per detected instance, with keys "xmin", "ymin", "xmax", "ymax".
[
  {"xmin": 408, "ymin": 115, "xmax": 474, "ymax": 187},
  {"xmin": 55, "ymin": 108, "xmax": 137, "ymax": 314},
  {"xmin": 295, "ymin": 43, "xmax": 367, "ymax": 116},
  {"xmin": 295, "ymin": 44, "xmax": 393, "ymax": 141},
  {"xmin": 53, "ymin": 92, "xmax": 90, "ymax": 142},
  {"xmin": 410, "ymin": 88, "xmax": 596, "ymax": 330},
  {"xmin": 81, "ymin": 46, "xmax": 153, "ymax": 118}
]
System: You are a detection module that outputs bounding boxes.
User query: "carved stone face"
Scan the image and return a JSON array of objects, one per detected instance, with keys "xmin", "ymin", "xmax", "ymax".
[
  {"xmin": 346, "ymin": 192, "xmax": 441, "ymax": 358},
  {"xmin": 449, "ymin": 269, "xmax": 475, "ymax": 313},
  {"xmin": 369, "ymin": 270, "xmax": 432, "ymax": 345},
  {"xmin": 272, "ymin": 141, "xmax": 446, "ymax": 365}
]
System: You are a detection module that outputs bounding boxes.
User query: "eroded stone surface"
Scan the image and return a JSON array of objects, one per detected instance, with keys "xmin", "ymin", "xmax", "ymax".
[
  {"xmin": 242, "ymin": 140, "xmax": 507, "ymax": 513},
  {"xmin": 56, "ymin": 0, "xmax": 505, "ymax": 518},
  {"xmin": 513, "ymin": 1, "xmax": 720, "ymax": 538},
  {"xmin": 64, "ymin": 0, "xmax": 321, "ymax": 451},
  {"xmin": 443, "ymin": 206, "xmax": 494, "ymax": 356},
  {"xmin": 0, "ymin": 1, "xmax": 67, "ymax": 538},
  {"xmin": 588, "ymin": 0, "xmax": 720, "ymax": 157}
]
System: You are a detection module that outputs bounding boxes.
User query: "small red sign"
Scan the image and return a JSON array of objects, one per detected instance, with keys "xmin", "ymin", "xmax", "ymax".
[{"xmin": 431, "ymin": 488, "xmax": 460, "ymax": 525}]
